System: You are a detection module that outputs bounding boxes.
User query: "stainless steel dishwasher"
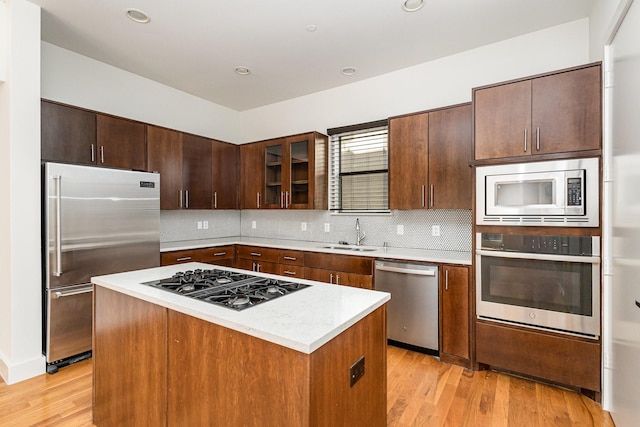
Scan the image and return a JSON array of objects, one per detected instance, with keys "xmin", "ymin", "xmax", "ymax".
[{"xmin": 375, "ymin": 260, "xmax": 439, "ymax": 354}]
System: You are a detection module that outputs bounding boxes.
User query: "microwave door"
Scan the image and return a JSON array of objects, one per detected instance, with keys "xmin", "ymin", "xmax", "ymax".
[{"xmin": 485, "ymin": 171, "xmax": 566, "ymax": 216}]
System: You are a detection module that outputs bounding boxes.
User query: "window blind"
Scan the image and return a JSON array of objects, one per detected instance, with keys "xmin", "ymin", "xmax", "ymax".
[{"xmin": 328, "ymin": 124, "xmax": 388, "ymax": 211}]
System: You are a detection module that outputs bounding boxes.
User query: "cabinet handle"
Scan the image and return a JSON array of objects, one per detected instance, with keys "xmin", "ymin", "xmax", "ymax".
[
  {"xmin": 252, "ymin": 262, "xmax": 256, "ymax": 271},
  {"xmin": 179, "ymin": 190, "xmax": 183, "ymax": 208},
  {"xmin": 249, "ymin": 252, "xmax": 262, "ymax": 257},
  {"xmin": 256, "ymin": 263, "xmax": 261, "ymax": 272},
  {"xmin": 185, "ymin": 190, "xmax": 189, "ymax": 208},
  {"xmin": 213, "ymin": 192, "xmax": 217, "ymax": 209},
  {"xmin": 257, "ymin": 192, "xmax": 261, "ymax": 208},
  {"xmin": 100, "ymin": 146, "xmax": 105, "ymax": 164},
  {"xmin": 329, "ymin": 273, "xmax": 333, "ymax": 284},
  {"xmin": 430, "ymin": 185, "xmax": 434, "ymax": 208},
  {"xmin": 635, "ymin": 300, "xmax": 640, "ymax": 309},
  {"xmin": 280, "ymin": 191, "xmax": 284, "ymax": 209},
  {"xmin": 445, "ymin": 270, "xmax": 449, "ymax": 290},
  {"xmin": 285, "ymin": 191, "xmax": 290, "ymax": 208},
  {"xmin": 283, "ymin": 270, "xmax": 296, "ymax": 276},
  {"xmin": 283, "ymin": 256, "xmax": 297, "ymax": 261},
  {"xmin": 176, "ymin": 256, "xmax": 191, "ymax": 262},
  {"xmin": 421, "ymin": 185, "xmax": 425, "ymax": 207},
  {"xmin": 90, "ymin": 144, "xmax": 95, "ymax": 163},
  {"xmin": 335, "ymin": 274, "xmax": 340, "ymax": 285},
  {"xmin": 536, "ymin": 127, "xmax": 540, "ymax": 151},
  {"xmin": 213, "ymin": 252, "xmax": 226, "ymax": 257},
  {"xmin": 524, "ymin": 128, "xmax": 528, "ymax": 152}
]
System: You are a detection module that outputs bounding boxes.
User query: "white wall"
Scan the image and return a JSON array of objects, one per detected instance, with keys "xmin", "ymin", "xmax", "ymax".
[
  {"xmin": 238, "ymin": 19, "xmax": 590, "ymax": 143},
  {"xmin": 0, "ymin": 0, "xmax": 44, "ymax": 384},
  {"xmin": 41, "ymin": 42, "xmax": 242, "ymax": 143},
  {"xmin": 589, "ymin": 0, "xmax": 628, "ymax": 61},
  {"xmin": 0, "ymin": 2, "xmax": 7, "ymax": 82}
]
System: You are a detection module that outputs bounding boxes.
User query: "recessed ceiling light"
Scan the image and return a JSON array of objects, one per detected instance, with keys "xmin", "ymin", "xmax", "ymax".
[
  {"xmin": 402, "ymin": 0, "xmax": 424, "ymax": 12},
  {"xmin": 234, "ymin": 66, "xmax": 251, "ymax": 75},
  {"xmin": 306, "ymin": 24, "xmax": 318, "ymax": 32},
  {"xmin": 125, "ymin": 8, "xmax": 150, "ymax": 23},
  {"xmin": 341, "ymin": 67, "xmax": 357, "ymax": 76}
]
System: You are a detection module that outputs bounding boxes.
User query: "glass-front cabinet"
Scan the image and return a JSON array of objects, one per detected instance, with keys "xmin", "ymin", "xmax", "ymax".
[{"xmin": 262, "ymin": 132, "xmax": 326, "ymax": 209}]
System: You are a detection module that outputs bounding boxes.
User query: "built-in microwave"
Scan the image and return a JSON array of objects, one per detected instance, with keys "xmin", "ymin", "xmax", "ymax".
[{"xmin": 476, "ymin": 157, "xmax": 599, "ymax": 227}]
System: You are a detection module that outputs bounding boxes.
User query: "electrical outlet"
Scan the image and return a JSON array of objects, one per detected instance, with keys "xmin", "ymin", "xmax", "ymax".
[
  {"xmin": 203, "ymin": 220, "xmax": 209, "ymax": 230},
  {"xmin": 197, "ymin": 221, "xmax": 203, "ymax": 230},
  {"xmin": 251, "ymin": 221, "xmax": 256, "ymax": 229},
  {"xmin": 432, "ymin": 225, "xmax": 441, "ymax": 237},
  {"xmin": 350, "ymin": 356, "xmax": 365, "ymax": 387},
  {"xmin": 324, "ymin": 222, "xmax": 330, "ymax": 232},
  {"xmin": 396, "ymin": 224, "xmax": 404, "ymax": 235},
  {"xmin": 301, "ymin": 222, "xmax": 307, "ymax": 231}
]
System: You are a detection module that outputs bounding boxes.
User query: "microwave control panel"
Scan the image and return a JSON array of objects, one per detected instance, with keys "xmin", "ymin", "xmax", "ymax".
[{"xmin": 567, "ymin": 177, "xmax": 583, "ymax": 206}]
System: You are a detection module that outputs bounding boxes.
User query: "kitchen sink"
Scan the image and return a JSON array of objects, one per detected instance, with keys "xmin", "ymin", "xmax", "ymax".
[{"xmin": 319, "ymin": 245, "xmax": 378, "ymax": 252}]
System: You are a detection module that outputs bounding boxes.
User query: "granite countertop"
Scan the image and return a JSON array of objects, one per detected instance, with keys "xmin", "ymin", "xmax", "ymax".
[
  {"xmin": 160, "ymin": 236, "xmax": 472, "ymax": 265},
  {"xmin": 92, "ymin": 262, "xmax": 390, "ymax": 354}
]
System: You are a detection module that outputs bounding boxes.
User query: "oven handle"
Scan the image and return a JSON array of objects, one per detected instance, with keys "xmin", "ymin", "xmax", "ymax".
[{"xmin": 476, "ymin": 249, "xmax": 600, "ymax": 264}]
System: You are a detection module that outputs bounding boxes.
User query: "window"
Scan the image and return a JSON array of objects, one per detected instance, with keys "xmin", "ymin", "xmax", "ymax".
[{"xmin": 328, "ymin": 120, "xmax": 389, "ymax": 211}]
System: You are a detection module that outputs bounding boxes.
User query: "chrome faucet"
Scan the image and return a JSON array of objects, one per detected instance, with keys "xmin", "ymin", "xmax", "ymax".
[{"xmin": 355, "ymin": 218, "xmax": 366, "ymax": 246}]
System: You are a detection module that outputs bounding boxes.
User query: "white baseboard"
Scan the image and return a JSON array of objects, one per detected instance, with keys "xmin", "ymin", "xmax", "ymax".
[{"xmin": 0, "ymin": 352, "xmax": 46, "ymax": 385}]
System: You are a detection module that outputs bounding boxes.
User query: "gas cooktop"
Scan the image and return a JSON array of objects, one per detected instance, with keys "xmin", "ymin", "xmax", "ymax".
[{"xmin": 144, "ymin": 269, "xmax": 311, "ymax": 311}]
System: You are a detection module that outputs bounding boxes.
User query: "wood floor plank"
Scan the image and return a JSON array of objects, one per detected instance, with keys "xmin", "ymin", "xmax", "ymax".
[{"xmin": 0, "ymin": 346, "xmax": 614, "ymax": 427}]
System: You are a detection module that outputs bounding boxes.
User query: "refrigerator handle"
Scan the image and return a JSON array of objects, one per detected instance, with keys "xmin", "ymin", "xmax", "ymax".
[{"xmin": 53, "ymin": 175, "xmax": 63, "ymax": 277}]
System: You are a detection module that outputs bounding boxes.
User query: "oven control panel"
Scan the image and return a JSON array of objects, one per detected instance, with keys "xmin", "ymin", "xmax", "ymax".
[{"xmin": 481, "ymin": 233, "xmax": 594, "ymax": 256}]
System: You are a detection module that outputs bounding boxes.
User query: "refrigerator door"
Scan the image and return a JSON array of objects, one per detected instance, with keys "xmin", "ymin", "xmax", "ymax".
[
  {"xmin": 44, "ymin": 162, "xmax": 160, "ymax": 290},
  {"xmin": 46, "ymin": 284, "xmax": 93, "ymax": 363}
]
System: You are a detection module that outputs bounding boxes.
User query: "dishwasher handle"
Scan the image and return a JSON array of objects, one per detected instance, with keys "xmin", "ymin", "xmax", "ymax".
[{"xmin": 375, "ymin": 264, "xmax": 436, "ymax": 276}]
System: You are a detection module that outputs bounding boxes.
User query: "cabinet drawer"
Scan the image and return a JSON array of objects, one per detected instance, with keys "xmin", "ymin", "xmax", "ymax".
[
  {"xmin": 161, "ymin": 249, "xmax": 203, "ymax": 266},
  {"xmin": 236, "ymin": 245, "xmax": 280, "ymax": 263},
  {"xmin": 202, "ymin": 246, "xmax": 235, "ymax": 262},
  {"xmin": 279, "ymin": 264, "xmax": 305, "ymax": 279},
  {"xmin": 303, "ymin": 268, "xmax": 372, "ymax": 289},
  {"xmin": 280, "ymin": 250, "xmax": 304, "ymax": 266},
  {"xmin": 304, "ymin": 252, "xmax": 373, "ymax": 275},
  {"xmin": 236, "ymin": 258, "xmax": 279, "ymax": 274}
]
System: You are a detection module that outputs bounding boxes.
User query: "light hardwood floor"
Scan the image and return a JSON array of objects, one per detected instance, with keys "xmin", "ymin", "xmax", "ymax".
[{"xmin": 1, "ymin": 346, "xmax": 614, "ymax": 426}]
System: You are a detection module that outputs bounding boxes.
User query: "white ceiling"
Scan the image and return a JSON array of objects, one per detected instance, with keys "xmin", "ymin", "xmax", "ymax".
[{"xmin": 30, "ymin": 0, "xmax": 595, "ymax": 111}]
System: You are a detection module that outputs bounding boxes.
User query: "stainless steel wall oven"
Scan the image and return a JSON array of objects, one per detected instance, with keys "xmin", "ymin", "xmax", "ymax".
[{"xmin": 475, "ymin": 233, "xmax": 600, "ymax": 338}]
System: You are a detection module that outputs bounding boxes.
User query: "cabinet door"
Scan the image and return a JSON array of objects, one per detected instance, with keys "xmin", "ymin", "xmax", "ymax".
[
  {"xmin": 212, "ymin": 140, "xmax": 238, "ymax": 209},
  {"xmin": 304, "ymin": 267, "xmax": 372, "ymax": 289},
  {"xmin": 182, "ymin": 134, "xmax": 213, "ymax": 209},
  {"xmin": 440, "ymin": 265, "xmax": 469, "ymax": 360},
  {"xmin": 240, "ymin": 142, "xmax": 265, "ymax": 209},
  {"xmin": 147, "ymin": 126, "xmax": 183, "ymax": 210},
  {"xmin": 532, "ymin": 65, "xmax": 602, "ymax": 154},
  {"xmin": 279, "ymin": 264, "xmax": 305, "ymax": 279},
  {"xmin": 41, "ymin": 101, "xmax": 96, "ymax": 165},
  {"xmin": 264, "ymin": 140, "xmax": 286, "ymax": 208},
  {"xmin": 474, "ymin": 80, "xmax": 532, "ymax": 160},
  {"xmin": 96, "ymin": 114, "xmax": 146, "ymax": 170},
  {"xmin": 428, "ymin": 105, "xmax": 472, "ymax": 209},
  {"xmin": 388, "ymin": 113, "xmax": 429, "ymax": 209},
  {"xmin": 287, "ymin": 135, "xmax": 313, "ymax": 209}
]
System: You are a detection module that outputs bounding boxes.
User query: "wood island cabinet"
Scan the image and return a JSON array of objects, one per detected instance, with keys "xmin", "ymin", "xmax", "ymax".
[
  {"xmin": 241, "ymin": 132, "xmax": 328, "ymax": 210},
  {"xmin": 389, "ymin": 103, "xmax": 472, "ymax": 210},
  {"xmin": 474, "ymin": 63, "xmax": 602, "ymax": 160},
  {"xmin": 439, "ymin": 265, "xmax": 470, "ymax": 368}
]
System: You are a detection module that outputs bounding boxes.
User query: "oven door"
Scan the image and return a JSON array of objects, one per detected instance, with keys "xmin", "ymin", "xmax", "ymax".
[{"xmin": 476, "ymin": 249, "xmax": 600, "ymax": 338}]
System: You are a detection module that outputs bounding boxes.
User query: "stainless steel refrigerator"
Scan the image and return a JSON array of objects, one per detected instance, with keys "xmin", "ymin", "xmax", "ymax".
[{"xmin": 42, "ymin": 162, "xmax": 160, "ymax": 373}]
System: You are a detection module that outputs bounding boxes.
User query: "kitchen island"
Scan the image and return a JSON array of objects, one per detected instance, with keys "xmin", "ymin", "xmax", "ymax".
[{"xmin": 91, "ymin": 262, "xmax": 390, "ymax": 427}]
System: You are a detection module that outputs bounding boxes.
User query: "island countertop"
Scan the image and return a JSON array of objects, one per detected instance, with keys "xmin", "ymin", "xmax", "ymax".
[{"xmin": 92, "ymin": 262, "xmax": 390, "ymax": 354}]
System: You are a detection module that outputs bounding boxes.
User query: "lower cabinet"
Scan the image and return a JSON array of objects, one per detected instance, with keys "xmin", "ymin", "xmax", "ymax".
[
  {"xmin": 162, "ymin": 245, "xmax": 235, "ymax": 267},
  {"xmin": 303, "ymin": 252, "xmax": 374, "ymax": 289},
  {"xmin": 236, "ymin": 245, "xmax": 281, "ymax": 274},
  {"xmin": 161, "ymin": 249, "xmax": 203, "ymax": 266},
  {"xmin": 439, "ymin": 265, "xmax": 471, "ymax": 368}
]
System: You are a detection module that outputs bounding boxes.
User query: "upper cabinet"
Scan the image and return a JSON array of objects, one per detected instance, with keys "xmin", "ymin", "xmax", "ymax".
[
  {"xmin": 212, "ymin": 140, "xmax": 238, "ymax": 209},
  {"xmin": 182, "ymin": 133, "xmax": 213, "ymax": 209},
  {"xmin": 41, "ymin": 101, "xmax": 146, "ymax": 170},
  {"xmin": 474, "ymin": 63, "xmax": 602, "ymax": 160},
  {"xmin": 241, "ymin": 132, "xmax": 328, "ymax": 210},
  {"xmin": 389, "ymin": 103, "xmax": 472, "ymax": 210}
]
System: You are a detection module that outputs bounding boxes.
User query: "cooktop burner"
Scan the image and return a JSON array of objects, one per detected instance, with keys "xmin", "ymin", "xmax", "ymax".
[{"xmin": 144, "ymin": 269, "xmax": 310, "ymax": 311}]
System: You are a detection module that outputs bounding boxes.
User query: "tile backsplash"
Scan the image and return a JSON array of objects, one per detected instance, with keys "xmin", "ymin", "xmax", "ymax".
[{"xmin": 162, "ymin": 209, "xmax": 472, "ymax": 252}]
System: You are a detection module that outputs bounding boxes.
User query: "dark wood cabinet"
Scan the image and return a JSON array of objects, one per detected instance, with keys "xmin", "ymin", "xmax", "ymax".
[
  {"xmin": 389, "ymin": 103, "xmax": 472, "ymax": 210},
  {"xmin": 147, "ymin": 125, "xmax": 183, "ymax": 210},
  {"xmin": 41, "ymin": 101, "xmax": 96, "ymax": 165},
  {"xmin": 96, "ymin": 114, "xmax": 146, "ymax": 170},
  {"xmin": 201, "ymin": 245, "xmax": 235, "ymax": 267},
  {"xmin": 239, "ymin": 142, "xmax": 265, "ymax": 209},
  {"xmin": 474, "ymin": 63, "xmax": 602, "ymax": 160},
  {"xmin": 212, "ymin": 140, "xmax": 238, "ymax": 209},
  {"xmin": 182, "ymin": 133, "xmax": 213, "ymax": 209},
  {"xmin": 439, "ymin": 265, "xmax": 470, "ymax": 367},
  {"xmin": 241, "ymin": 132, "xmax": 327, "ymax": 210},
  {"xmin": 303, "ymin": 252, "xmax": 374, "ymax": 289},
  {"xmin": 236, "ymin": 245, "xmax": 281, "ymax": 274},
  {"xmin": 160, "ymin": 249, "xmax": 203, "ymax": 266}
]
